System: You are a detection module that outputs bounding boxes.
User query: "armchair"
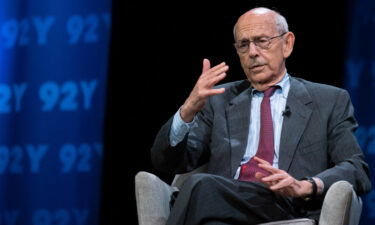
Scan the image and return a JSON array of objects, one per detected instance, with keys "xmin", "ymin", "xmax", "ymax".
[{"xmin": 135, "ymin": 165, "xmax": 362, "ymax": 225}]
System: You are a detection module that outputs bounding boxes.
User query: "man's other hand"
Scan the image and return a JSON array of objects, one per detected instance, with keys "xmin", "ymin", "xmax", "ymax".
[{"xmin": 254, "ymin": 157, "xmax": 315, "ymax": 198}]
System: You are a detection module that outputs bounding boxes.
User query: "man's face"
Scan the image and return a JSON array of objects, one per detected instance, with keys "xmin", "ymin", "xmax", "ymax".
[{"xmin": 235, "ymin": 12, "xmax": 292, "ymax": 89}]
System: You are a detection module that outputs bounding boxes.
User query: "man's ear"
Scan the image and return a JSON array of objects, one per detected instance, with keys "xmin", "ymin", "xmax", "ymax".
[{"xmin": 283, "ymin": 32, "xmax": 295, "ymax": 58}]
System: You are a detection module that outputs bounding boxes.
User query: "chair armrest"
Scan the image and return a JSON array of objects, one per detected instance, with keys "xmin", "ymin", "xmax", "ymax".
[
  {"xmin": 171, "ymin": 164, "xmax": 208, "ymax": 189},
  {"xmin": 319, "ymin": 181, "xmax": 362, "ymax": 225},
  {"xmin": 260, "ymin": 218, "xmax": 315, "ymax": 225},
  {"xmin": 135, "ymin": 171, "xmax": 178, "ymax": 225}
]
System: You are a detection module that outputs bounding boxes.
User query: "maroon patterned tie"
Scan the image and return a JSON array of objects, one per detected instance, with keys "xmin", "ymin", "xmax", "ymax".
[{"xmin": 239, "ymin": 86, "xmax": 278, "ymax": 182}]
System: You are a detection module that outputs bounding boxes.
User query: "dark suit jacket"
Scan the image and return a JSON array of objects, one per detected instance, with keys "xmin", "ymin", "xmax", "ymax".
[{"xmin": 151, "ymin": 76, "xmax": 371, "ymax": 198}]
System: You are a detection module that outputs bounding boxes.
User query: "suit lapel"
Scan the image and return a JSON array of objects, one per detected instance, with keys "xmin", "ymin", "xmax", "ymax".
[
  {"xmin": 225, "ymin": 84, "xmax": 252, "ymax": 177},
  {"xmin": 279, "ymin": 77, "xmax": 313, "ymax": 171}
]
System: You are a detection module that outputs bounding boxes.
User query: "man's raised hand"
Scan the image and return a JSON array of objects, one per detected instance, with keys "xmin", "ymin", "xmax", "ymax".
[{"xmin": 180, "ymin": 59, "xmax": 228, "ymax": 122}]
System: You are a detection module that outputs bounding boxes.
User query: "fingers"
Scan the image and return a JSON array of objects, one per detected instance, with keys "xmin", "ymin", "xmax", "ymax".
[
  {"xmin": 206, "ymin": 72, "xmax": 227, "ymax": 87},
  {"xmin": 205, "ymin": 88, "xmax": 226, "ymax": 97},
  {"xmin": 202, "ymin": 58, "xmax": 211, "ymax": 73},
  {"xmin": 200, "ymin": 61, "xmax": 228, "ymax": 80},
  {"xmin": 254, "ymin": 157, "xmax": 272, "ymax": 165},
  {"xmin": 255, "ymin": 172, "xmax": 276, "ymax": 187},
  {"xmin": 257, "ymin": 163, "xmax": 280, "ymax": 174},
  {"xmin": 261, "ymin": 173, "xmax": 286, "ymax": 182},
  {"xmin": 255, "ymin": 172, "xmax": 266, "ymax": 181},
  {"xmin": 180, "ymin": 59, "xmax": 228, "ymax": 122},
  {"xmin": 254, "ymin": 162, "xmax": 301, "ymax": 197},
  {"xmin": 257, "ymin": 165, "xmax": 293, "ymax": 190},
  {"xmin": 269, "ymin": 177, "xmax": 294, "ymax": 191},
  {"xmin": 260, "ymin": 171, "xmax": 301, "ymax": 197},
  {"xmin": 193, "ymin": 88, "xmax": 226, "ymax": 101},
  {"xmin": 197, "ymin": 60, "xmax": 228, "ymax": 93}
]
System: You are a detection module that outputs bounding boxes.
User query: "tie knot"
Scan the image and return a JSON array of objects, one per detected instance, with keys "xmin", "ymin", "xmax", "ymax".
[{"xmin": 263, "ymin": 86, "xmax": 278, "ymax": 97}]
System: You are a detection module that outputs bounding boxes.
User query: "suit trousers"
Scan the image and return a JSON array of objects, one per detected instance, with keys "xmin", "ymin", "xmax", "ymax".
[{"xmin": 166, "ymin": 173, "xmax": 306, "ymax": 225}]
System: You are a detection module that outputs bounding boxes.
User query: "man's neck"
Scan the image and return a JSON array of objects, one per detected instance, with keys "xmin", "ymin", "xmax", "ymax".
[{"xmin": 251, "ymin": 71, "xmax": 286, "ymax": 91}]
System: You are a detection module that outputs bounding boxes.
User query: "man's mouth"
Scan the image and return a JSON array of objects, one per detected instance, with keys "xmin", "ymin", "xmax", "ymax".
[{"xmin": 250, "ymin": 64, "xmax": 264, "ymax": 69}]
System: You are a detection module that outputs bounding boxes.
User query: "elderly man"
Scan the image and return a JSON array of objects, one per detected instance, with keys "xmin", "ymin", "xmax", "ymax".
[{"xmin": 151, "ymin": 7, "xmax": 371, "ymax": 225}]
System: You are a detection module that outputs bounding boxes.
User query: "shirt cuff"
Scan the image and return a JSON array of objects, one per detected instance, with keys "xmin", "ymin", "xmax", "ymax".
[{"xmin": 169, "ymin": 108, "xmax": 196, "ymax": 146}]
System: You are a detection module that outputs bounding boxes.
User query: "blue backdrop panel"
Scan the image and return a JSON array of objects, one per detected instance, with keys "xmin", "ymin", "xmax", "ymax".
[
  {"xmin": 345, "ymin": 0, "xmax": 375, "ymax": 224},
  {"xmin": 0, "ymin": 1, "xmax": 111, "ymax": 225}
]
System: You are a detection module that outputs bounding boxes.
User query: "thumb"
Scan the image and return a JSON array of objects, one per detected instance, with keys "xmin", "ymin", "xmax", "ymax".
[{"xmin": 202, "ymin": 58, "xmax": 211, "ymax": 73}]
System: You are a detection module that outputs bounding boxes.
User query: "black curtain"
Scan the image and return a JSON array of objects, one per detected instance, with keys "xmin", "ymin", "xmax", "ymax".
[{"xmin": 101, "ymin": 1, "xmax": 347, "ymax": 224}]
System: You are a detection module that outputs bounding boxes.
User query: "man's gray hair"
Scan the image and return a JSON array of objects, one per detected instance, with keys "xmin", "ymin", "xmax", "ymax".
[{"xmin": 233, "ymin": 7, "xmax": 289, "ymax": 40}]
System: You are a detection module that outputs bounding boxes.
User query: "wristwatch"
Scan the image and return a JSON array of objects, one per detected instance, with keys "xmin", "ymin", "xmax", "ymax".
[{"xmin": 301, "ymin": 177, "xmax": 317, "ymax": 201}]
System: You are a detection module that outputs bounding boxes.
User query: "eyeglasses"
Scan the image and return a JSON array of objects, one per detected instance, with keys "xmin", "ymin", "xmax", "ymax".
[{"xmin": 234, "ymin": 32, "xmax": 287, "ymax": 53}]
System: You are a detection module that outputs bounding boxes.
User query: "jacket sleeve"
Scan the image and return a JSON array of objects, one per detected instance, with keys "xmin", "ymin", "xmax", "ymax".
[
  {"xmin": 315, "ymin": 89, "xmax": 371, "ymax": 195},
  {"xmin": 150, "ymin": 98, "xmax": 214, "ymax": 174}
]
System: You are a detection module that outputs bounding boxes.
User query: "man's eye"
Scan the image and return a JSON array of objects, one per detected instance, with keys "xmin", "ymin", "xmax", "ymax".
[
  {"xmin": 257, "ymin": 38, "xmax": 268, "ymax": 43},
  {"xmin": 239, "ymin": 41, "xmax": 249, "ymax": 48}
]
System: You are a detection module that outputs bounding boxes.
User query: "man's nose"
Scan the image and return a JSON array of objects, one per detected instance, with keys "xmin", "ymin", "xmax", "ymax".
[{"xmin": 248, "ymin": 42, "xmax": 259, "ymax": 57}]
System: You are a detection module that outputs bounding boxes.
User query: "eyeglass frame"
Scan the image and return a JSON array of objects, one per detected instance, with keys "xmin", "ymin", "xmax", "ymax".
[{"xmin": 234, "ymin": 32, "xmax": 287, "ymax": 53}]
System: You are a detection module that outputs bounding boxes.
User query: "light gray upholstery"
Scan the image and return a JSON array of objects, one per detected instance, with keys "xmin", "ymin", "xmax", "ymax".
[
  {"xmin": 171, "ymin": 164, "xmax": 208, "ymax": 189},
  {"xmin": 259, "ymin": 218, "xmax": 315, "ymax": 225},
  {"xmin": 319, "ymin": 181, "xmax": 362, "ymax": 225},
  {"xmin": 135, "ymin": 168, "xmax": 362, "ymax": 225},
  {"xmin": 135, "ymin": 172, "xmax": 178, "ymax": 225}
]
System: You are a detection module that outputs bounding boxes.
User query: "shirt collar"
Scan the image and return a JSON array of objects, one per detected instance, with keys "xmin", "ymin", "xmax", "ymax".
[{"xmin": 251, "ymin": 72, "xmax": 290, "ymax": 98}]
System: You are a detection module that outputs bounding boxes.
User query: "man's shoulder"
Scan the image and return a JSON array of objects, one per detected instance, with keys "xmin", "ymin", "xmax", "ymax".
[
  {"xmin": 212, "ymin": 76, "xmax": 349, "ymax": 100},
  {"xmin": 292, "ymin": 76, "xmax": 347, "ymax": 94},
  {"xmin": 215, "ymin": 77, "xmax": 346, "ymax": 94},
  {"xmin": 290, "ymin": 76, "xmax": 352, "ymax": 106}
]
